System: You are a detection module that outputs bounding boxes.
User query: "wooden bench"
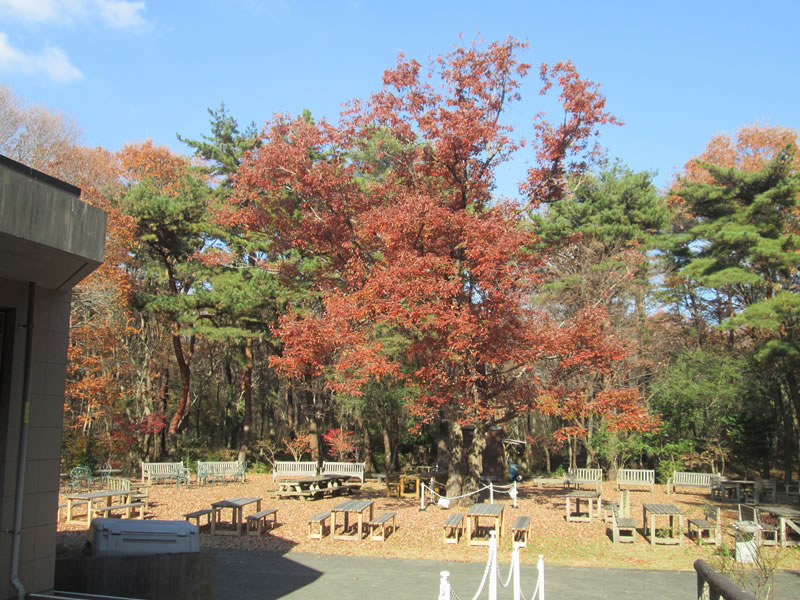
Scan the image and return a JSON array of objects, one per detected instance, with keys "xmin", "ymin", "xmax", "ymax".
[
  {"xmin": 666, "ymin": 472, "xmax": 718, "ymax": 494},
  {"xmin": 737, "ymin": 504, "xmax": 778, "ymax": 546},
  {"xmin": 567, "ymin": 468, "xmax": 602, "ymax": 492},
  {"xmin": 512, "ymin": 516, "xmax": 532, "ymax": 548},
  {"xmin": 184, "ymin": 508, "xmax": 212, "ymax": 528},
  {"xmin": 246, "ymin": 508, "xmax": 278, "ymax": 536},
  {"xmin": 308, "ymin": 511, "xmax": 332, "ymax": 539},
  {"xmin": 197, "ymin": 460, "xmax": 247, "ymax": 485},
  {"xmin": 443, "ymin": 513, "xmax": 464, "ymax": 544},
  {"xmin": 322, "ymin": 461, "xmax": 366, "ymax": 483},
  {"xmin": 90, "ymin": 502, "xmax": 146, "ymax": 520},
  {"xmin": 272, "ymin": 461, "xmax": 317, "ymax": 481},
  {"xmin": 688, "ymin": 504, "xmax": 721, "ymax": 546},
  {"xmin": 141, "ymin": 462, "xmax": 190, "ymax": 487},
  {"xmin": 611, "ymin": 507, "xmax": 636, "ymax": 544},
  {"xmin": 616, "ymin": 469, "xmax": 654, "ymax": 492},
  {"xmin": 368, "ymin": 512, "xmax": 397, "ymax": 541},
  {"xmin": 603, "ymin": 489, "xmax": 630, "ymax": 523}
]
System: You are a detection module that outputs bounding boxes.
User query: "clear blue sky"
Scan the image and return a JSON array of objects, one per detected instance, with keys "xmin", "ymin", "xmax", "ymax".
[{"xmin": 1, "ymin": 0, "xmax": 798, "ymax": 194}]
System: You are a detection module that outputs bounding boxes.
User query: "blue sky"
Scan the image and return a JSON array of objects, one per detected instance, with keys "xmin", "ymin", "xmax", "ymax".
[{"xmin": 1, "ymin": 0, "xmax": 798, "ymax": 195}]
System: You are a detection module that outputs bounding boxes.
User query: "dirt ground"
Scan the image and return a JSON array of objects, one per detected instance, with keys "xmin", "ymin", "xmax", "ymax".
[{"xmin": 56, "ymin": 473, "xmax": 800, "ymax": 572}]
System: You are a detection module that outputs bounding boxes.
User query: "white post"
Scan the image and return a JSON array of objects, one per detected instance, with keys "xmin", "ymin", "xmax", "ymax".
[
  {"xmin": 537, "ymin": 554, "xmax": 545, "ymax": 600},
  {"xmin": 420, "ymin": 483, "xmax": 426, "ymax": 511},
  {"xmin": 512, "ymin": 481, "xmax": 518, "ymax": 508},
  {"xmin": 438, "ymin": 570, "xmax": 451, "ymax": 600},
  {"xmin": 490, "ymin": 482, "xmax": 494, "ymax": 504},
  {"xmin": 512, "ymin": 545, "xmax": 521, "ymax": 600},
  {"xmin": 489, "ymin": 530, "xmax": 498, "ymax": 600}
]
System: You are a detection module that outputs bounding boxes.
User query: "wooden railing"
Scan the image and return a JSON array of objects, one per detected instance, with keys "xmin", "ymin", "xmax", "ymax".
[{"xmin": 694, "ymin": 560, "xmax": 757, "ymax": 600}]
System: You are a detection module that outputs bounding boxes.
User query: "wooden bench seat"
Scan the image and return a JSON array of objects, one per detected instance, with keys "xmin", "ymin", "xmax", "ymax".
[
  {"xmin": 308, "ymin": 511, "xmax": 332, "ymax": 539},
  {"xmin": 183, "ymin": 508, "xmax": 212, "ymax": 528},
  {"xmin": 611, "ymin": 507, "xmax": 636, "ymax": 544},
  {"xmin": 737, "ymin": 504, "xmax": 778, "ymax": 546},
  {"xmin": 688, "ymin": 505, "xmax": 720, "ymax": 546},
  {"xmin": 512, "ymin": 516, "xmax": 532, "ymax": 547},
  {"xmin": 246, "ymin": 508, "xmax": 278, "ymax": 536},
  {"xmin": 443, "ymin": 513, "xmax": 464, "ymax": 544},
  {"xmin": 91, "ymin": 502, "xmax": 145, "ymax": 520},
  {"xmin": 368, "ymin": 512, "xmax": 396, "ymax": 541}
]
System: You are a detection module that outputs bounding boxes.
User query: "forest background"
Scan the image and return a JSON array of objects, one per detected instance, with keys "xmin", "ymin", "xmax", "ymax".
[{"xmin": 2, "ymin": 36, "xmax": 799, "ymax": 496}]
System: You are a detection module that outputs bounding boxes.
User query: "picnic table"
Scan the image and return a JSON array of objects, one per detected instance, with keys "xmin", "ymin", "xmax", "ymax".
[
  {"xmin": 211, "ymin": 497, "xmax": 262, "ymax": 536},
  {"xmin": 565, "ymin": 490, "xmax": 602, "ymax": 523},
  {"xmin": 466, "ymin": 503, "xmax": 505, "ymax": 546},
  {"xmin": 65, "ymin": 489, "xmax": 131, "ymax": 525},
  {"xmin": 642, "ymin": 503, "xmax": 684, "ymax": 546},
  {"xmin": 399, "ymin": 471, "xmax": 436, "ymax": 498},
  {"xmin": 278, "ymin": 475, "xmax": 347, "ymax": 499},
  {"xmin": 718, "ymin": 479, "xmax": 755, "ymax": 502},
  {"xmin": 755, "ymin": 505, "xmax": 800, "ymax": 547},
  {"xmin": 331, "ymin": 499, "xmax": 374, "ymax": 541}
]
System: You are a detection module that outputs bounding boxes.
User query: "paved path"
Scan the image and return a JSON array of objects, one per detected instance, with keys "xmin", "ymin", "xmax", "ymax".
[{"xmin": 212, "ymin": 549, "xmax": 800, "ymax": 599}]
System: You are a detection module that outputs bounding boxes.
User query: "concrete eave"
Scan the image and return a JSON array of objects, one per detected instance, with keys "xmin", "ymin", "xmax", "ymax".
[{"xmin": 0, "ymin": 154, "xmax": 107, "ymax": 290}]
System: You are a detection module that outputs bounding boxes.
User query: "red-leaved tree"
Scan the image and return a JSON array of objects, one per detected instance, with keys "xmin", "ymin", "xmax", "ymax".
[{"xmin": 234, "ymin": 38, "xmax": 643, "ymax": 495}]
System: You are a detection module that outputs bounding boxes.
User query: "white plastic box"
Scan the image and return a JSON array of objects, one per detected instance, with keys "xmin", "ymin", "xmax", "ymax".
[{"xmin": 88, "ymin": 518, "xmax": 199, "ymax": 556}]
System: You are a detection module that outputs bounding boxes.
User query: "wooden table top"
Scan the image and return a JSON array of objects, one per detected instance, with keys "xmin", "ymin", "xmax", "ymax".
[
  {"xmin": 643, "ymin": 503, "xmax": 682, "ymax": 515},
  {"xmin": 332, "ymin": 499, "xmax": 373, "ymax": 512},
  {"xmin": 66, "ymin": 490, "xmax": 128, "ymax": 500},
  {"xmin": 756, "ymin": 505, "xmax": 800, "ymax": 518},
  {"xmin": 212, "ymin": 497, "xmax": 261, "ymax": 509},
  {"xmin": 565, "ymin": 490, "xmax": 600, "ymax": 499},
  {"xmin": 467, "ymin": 503, "xmax": 505, "ymax": 516}
]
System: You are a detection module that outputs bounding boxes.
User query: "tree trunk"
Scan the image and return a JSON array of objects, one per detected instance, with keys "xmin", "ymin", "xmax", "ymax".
[
  {"xmin": 382, "ymin": 426, "xmax": 393, "ymax": 474},
  {"xmin": 166, "ymin": 330, "xmax": 192, "ymax": 458},
  {"xmin": 238, "ymin": 342, "xmax": 253, "ymax": 464},
  {"xmin": 357, "ymin": 415, "xmax": 372, "ymax": 474},
  {"xmin": 159, "ymin": 368, "xmax": 169, "ymax": 460},
  {"xmin": 445, "ymin": 414, "xmax": 465, "ymax": 501}
]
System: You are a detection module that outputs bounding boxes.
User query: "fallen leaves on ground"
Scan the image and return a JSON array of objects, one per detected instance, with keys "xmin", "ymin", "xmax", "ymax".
[{"xmin": 57, "ymin": 475, "xmax": 800, "ymax": 572}]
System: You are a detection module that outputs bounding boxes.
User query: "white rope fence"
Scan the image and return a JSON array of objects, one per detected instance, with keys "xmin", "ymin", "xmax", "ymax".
[
  {"xmin": 437, "ymin": 531, "xmax": 545, "ymax": 600},
  {"xmin": 420, "ymin": 480, "xmax": 518, "ymax": 510}
]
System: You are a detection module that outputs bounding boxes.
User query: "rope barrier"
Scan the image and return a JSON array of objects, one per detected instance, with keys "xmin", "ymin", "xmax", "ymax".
[
  {"xmin": 421, "ymin": 480, "xmax": 518, "ymax": 510},
  {"xmin": 436, "ymin": 531, "xmax": 545, "ymax": 600}
]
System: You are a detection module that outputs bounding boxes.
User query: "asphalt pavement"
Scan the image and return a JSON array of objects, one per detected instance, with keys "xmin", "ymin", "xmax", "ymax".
[{"xmin": 211, "ymin": 549, "xmax": 800, "ymax": 600}]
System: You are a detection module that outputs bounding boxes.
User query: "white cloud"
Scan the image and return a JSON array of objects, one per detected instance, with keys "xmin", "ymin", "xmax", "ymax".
[
  {"xmin": 0, "ymin": 0, "xmax": 148, "ymax": 28},
  {"xmin": 0, "ymin": 32, "xmax": 82, "ymax": 82}
]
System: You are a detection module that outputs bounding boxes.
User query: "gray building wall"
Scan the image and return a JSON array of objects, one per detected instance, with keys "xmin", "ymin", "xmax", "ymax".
[
  {"xmin": 0, "ymin": 283, "xmax": 71, "ymax": 598},
  {"xmin": 0, "ymin": 153, "xmax": 105, "ymax": 599}
]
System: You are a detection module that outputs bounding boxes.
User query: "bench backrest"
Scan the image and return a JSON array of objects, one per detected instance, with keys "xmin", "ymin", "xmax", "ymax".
[
  {"xmin": 141, "ymin": 461, "xmax": 184, "ymax": 482},
  {"xmin": 738, "ymin": 504, "xmax": 758, "ymax": 524},
  {"xmin": 703, "ymin": 504, "xmax": 720, "ymax": 523},
  {"xmin": 273, "ymin": 461, "xmax": 317, "ymax": 481},
  {"xmin": 322, "ymin": 461, "xmax": 366, "ymax": 482},
  {"xmin": 198, "ymin": 460, "xmax": 245, "ymax": 475},
  {"xmin": 568, "ymin": 468, "xmax": 602, "ymax": 482},
  {"xmin": 673, "ymin": 472, "xmax": 716, "ymax": 486},
  {"xmin": 106, "ymin": 476, "xmax": 131, "ymax": 492},
  {"xmin": 618, "ymin": 469, "xmax": 654, "ymax": 483}
]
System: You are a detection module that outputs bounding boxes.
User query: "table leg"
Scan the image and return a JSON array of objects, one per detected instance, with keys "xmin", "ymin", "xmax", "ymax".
[
  {"xmin": 67, "ymin": 498, "xmax": 75, "ymax": 524},
  {"xmin": 357, "ymin": 511, "xmax": 363, "ymax": 539},
  {"xmin": 236, "ymin": 507, "xmax": 243, "ymax": 536},
  {"xmin": 211, "ymin": 507, "xmax": 218, "ymax": 535},
  {"xmin": 650, "ymin": 514, "xmax": 655, "ymax": 546},
  {"xmin": 467, "ymin": 514, "xmax": 473, "ymax": 543},
  {"xmin": 779, "ymin": 517, "xmax": 786, "ymax": 548},
  {"xmin": 588, "ymin": 498, "xmax": 593, "ymax": 522},
  {"xmin": 679, "ymin": 515, "xmax": 683, "ymax": 546},
  {"xmin": 332, "ymin": 511, "xmax": 338, "ymax": 538}
]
